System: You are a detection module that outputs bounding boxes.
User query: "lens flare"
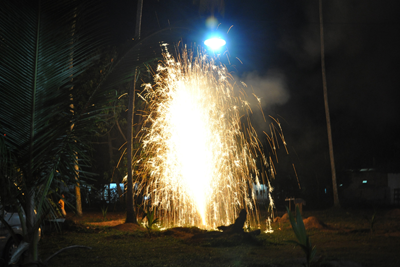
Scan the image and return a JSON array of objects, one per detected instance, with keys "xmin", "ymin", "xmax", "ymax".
[
  {"xmin": 204, "ymin": 37, "xmax": 226, "ymax": 50},
  {"xmin": 136, "ymin": 45, "xmax": 275, "ymax": 229}
]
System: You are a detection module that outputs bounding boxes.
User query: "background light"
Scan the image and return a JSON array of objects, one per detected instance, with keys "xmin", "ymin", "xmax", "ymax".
[{"xmin": 204, "ymin": 37, "xmax": 226, "ymax": 50}]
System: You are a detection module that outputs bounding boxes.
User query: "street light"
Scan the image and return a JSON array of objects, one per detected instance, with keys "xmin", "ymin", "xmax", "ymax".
[{"xmin": 204, "ymin": 37, "xmax": 226, "ymax": 51}]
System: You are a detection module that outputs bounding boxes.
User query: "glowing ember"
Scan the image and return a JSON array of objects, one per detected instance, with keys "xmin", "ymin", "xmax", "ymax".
[{"xmin": 136, "ymin": 45, "xmax": 272, "ymax": 229}]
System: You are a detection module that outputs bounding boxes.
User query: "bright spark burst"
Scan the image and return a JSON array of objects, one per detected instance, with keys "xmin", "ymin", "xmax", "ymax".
[{"xmin": 136, "ymin": 45, "xmax": 274, "ymax": 229}]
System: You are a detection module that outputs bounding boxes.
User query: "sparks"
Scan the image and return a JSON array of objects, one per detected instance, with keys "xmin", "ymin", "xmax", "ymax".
[{"xmin": 135, "ymin": 45, "xmax": 276, "ymax": 230}]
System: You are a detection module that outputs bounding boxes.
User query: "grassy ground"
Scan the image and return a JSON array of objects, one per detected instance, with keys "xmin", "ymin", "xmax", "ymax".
[{"xmin": 38, "ymin": 208, "xmax": 400, "ymax": 267}]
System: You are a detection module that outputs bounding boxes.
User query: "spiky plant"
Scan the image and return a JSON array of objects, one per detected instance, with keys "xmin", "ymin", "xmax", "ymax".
[{"xmin": 286, "ymin": 206, "xmax": 317, "ymax": 267}]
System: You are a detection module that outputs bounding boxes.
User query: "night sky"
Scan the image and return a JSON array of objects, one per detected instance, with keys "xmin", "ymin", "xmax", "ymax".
[{"xmin": 104, "ymin": 0, "xmax": 400, "ymax": 194}]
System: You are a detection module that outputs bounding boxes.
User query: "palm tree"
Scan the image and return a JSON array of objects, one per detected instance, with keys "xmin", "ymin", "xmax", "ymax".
[
  {"xmin": 0, "ymin": 0, "xmax": 191, "ymax": 262},
  {"xmin": 319, "ymin": 0, "xmax": 340, "ymax": 207},
  {"xmin": 0, "ymin": 0, "xmax": 109, "ymax": 262}
]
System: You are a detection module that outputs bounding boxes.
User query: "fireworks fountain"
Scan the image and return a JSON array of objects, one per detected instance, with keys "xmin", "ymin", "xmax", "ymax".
[{"xmin": 134, "ymin": 44, "xmax": 281, "ymax": 230}]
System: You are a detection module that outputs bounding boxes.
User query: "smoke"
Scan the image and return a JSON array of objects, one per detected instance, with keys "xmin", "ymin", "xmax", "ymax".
[
  {"xmin": 241, "ymin": 70, "xmax": 289, "ymax": 109},
  {"xmin": 238, "ymin": 70, "xmax": 289, "ymax": 137}
]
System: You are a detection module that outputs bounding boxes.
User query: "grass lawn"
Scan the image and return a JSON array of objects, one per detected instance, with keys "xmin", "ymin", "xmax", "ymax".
[{"xmin": 38, "ymin": 208, "xmax": 400, "ymax": 267}]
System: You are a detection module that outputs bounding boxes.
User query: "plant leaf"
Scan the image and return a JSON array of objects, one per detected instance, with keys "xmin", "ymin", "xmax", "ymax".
[{"xmin": 295, "ymin": 205, "xmax": 307, "ymax": 244}]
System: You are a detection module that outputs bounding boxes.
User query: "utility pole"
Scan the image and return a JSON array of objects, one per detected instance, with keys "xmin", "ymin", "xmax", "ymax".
[
  {"xmin": 126, "ymin": 0, "xmax": 143, "ymax": 223},
  {"xmin": 319, "ymin": 0, "xmax": 340, "ymax": 207}
]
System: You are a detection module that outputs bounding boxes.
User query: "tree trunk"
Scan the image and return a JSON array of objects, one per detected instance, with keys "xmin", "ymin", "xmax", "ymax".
[
  {"xmin": 126, "ymin": 0, "xmax": 143, "ymax": 224},
  {"xmin": 126, "ymin": 69, "xmax": 138, "ymax": 224},
  {"xmin": 70, "ymin": 7, "xmax": 83, "ymax": 216},
  {"xmin": 116, "ymin": 177, "xmax": 123, "ymax": 205},
  {"xmin": 69, "ymin": 103, "xmax": 82, "ymax": 215},
  {"xmin": 107, "ymin": 132, "xmax": 114, "ymax": 203},
  {"xmin": 115, "ymin": 101, "xmax": 126, "ymax": 206},
  {"xmin": 319, "ymin": 0, "xmax": 340, "ymax": 208},
  {"xmin": 75, "ymin": 177, "xmax": 82, "ymax": 215},
  {"xmin": 25, "ymin": 190, "xmax": 39, "ymax": 262}
]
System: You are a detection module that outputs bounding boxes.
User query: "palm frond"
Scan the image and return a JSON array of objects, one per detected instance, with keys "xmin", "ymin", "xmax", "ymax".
[
  {"xmin": 0, "ymin": 0, "xmax": 107, "ymax": 182},
  {"xmin": 1, "ymin": 0, "xmax": 109, "ymax": 239}
]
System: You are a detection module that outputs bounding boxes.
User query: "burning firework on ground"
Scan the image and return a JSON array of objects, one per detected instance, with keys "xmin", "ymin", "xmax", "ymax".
[{"xmin": 135, "ymin": 44, "xmax": 282, "ymax": 229}]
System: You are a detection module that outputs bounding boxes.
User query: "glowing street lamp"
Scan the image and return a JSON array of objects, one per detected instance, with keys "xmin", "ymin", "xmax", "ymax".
[{"xmin": 204, "ymin": 37, "xmax": 226, "ymax": 51}]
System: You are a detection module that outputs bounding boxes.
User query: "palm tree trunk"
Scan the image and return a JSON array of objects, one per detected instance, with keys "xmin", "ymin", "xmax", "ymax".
[
  {"xmin": 69, "ymin": 7, "xmax": 83, "ymax": 216},
  {"xmin": 125, "ymin": 0, "xmax": 143, "ymax": 224},
  {"xmin": 71, "ymin": 107, "xmax": 82, "ymax": 216},
  {"xmin": 26, "ymin": 190, "xmax": 39, "ymax": 261},
  {"xmin": 126, "ymin": 69, "xmax": 138, "ymax": 224},
  {"xmin": 75, "ymin": 167, "xmax": 83, "ymax": 215},
  {"xmin": 319, "ymin": 0, "xmax": 340, "ymax": 207}
]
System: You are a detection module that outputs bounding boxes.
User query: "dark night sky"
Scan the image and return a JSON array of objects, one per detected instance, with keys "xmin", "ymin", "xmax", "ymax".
[{"xmin": 104, "ymin": 0, "xmax": 400, "ymax": 185}]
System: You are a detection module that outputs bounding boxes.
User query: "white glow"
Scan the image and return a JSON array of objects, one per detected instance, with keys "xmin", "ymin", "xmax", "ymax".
[
  {"xmin": 167, "ymin": 84, "xmax": 213, "ymax": 225},
  {"xmin": 204, "ymin": 37, "xmax": 226, "ymax": 50}
]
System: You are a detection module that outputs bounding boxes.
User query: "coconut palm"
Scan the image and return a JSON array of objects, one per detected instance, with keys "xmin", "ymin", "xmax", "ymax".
[
  {"xmin": 1, "ymin": 0, "xmax": 192, "ymax": 262},
  {"xmin": 0, "ymin": 0, "xmax": 110, "ymax": 262}
]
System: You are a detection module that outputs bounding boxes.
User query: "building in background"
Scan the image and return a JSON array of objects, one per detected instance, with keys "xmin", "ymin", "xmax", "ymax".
[{"xmin": 341, "ymin": 169, "xmax": 400, "ymax": 206}]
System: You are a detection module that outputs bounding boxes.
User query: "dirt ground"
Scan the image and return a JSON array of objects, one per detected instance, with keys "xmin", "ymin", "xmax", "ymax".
[
  {"xmin": 45, "ymin": 208, "xmax": 400, "ymax": 267},
  {"xmin": 68, "ymin": 208, "xmax": 400, "ymax": 237}
]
